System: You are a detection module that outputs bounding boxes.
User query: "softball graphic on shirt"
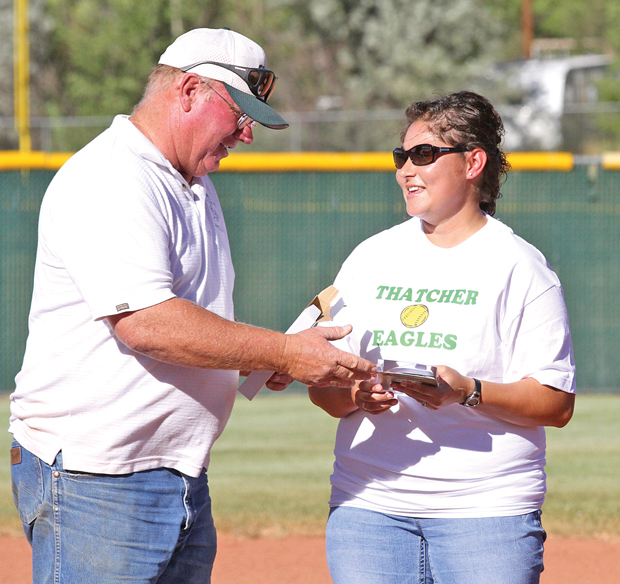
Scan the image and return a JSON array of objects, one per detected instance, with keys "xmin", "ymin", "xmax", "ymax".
[{"xmin": 400, "ymin": 305, "xmax": 429, "ymax": 328}]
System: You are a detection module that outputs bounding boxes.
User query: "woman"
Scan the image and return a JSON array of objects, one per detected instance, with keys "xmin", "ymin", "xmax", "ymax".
[{"xmin": 308, "ymin": 91, "xmax": 576, "ymax": 584}]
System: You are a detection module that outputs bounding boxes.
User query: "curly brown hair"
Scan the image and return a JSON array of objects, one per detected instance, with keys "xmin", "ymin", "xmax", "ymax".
[{"xmin": 401, "ymin": 91, "xmax": 510, "ymax": 216}]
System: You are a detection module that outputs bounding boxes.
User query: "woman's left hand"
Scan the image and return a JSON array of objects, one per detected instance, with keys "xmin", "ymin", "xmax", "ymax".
[
  {"xmin": 392, "ymin": 365, "xmax": 471, "ymax": 410},
  {"xmin": 266, "ymin": 372, "xmax": 295, "ymax": 391},
  {"xmin": 392, "ymin": 365, "xmax": 575, "ymax": 427}
]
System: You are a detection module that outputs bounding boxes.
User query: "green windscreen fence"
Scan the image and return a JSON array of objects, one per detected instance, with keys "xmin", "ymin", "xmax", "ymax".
[{"xmin": 1, "ymin": 167, "xmax": 618, "ymax": 392}]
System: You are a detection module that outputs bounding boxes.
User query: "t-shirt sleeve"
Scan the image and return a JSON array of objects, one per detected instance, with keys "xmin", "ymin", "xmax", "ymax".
[{"xmin": 504, "ymin": 285, "xmax": 576, "ymax": 393}]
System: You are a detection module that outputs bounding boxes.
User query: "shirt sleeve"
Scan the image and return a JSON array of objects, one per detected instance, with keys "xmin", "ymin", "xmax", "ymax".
[
  {"xmin": 504, "ymin": 285, "xmax": 576, "ymax": 393},
  {"xmin": 46, "ymin": 158, "xmax": 176, "ymax": 320}
]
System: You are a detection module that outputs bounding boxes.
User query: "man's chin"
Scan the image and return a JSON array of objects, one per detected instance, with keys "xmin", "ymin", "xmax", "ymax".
[
  {"xmin": 202, "ymin": 156, "xmax": 222, "ymax": 175},
  {"xmin": 211, "ymin": 147, "xmax": 230, "ymax": 170}
]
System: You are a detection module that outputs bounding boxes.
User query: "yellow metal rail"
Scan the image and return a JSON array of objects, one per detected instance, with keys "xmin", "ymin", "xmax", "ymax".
[
  {"xmin": 0, "ymin": 150, "xmax": 616, "ymax": 172},
  {"xmin": 602, "ymin": 153, "xmax": 620, "ymax": 170},
  {"xmin": 220, "ymin": 152, "xmax": 392, "ymax": 172},
  {"xmin": 0, "ymin": 151, "xmax": 73, "ymax": 170},
  {"xmin": 505, "ymin": 152, "xmax": 574, "ymax": 171}
]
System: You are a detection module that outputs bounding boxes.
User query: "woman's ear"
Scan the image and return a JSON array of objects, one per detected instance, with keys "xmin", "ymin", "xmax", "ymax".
[{"xmin": 466, "ymin": 148, "xmax": 487, "ymax": 179}]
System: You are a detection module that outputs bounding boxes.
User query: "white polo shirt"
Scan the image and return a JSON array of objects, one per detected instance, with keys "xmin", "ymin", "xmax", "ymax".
[{"xmin": 10, "ymin": 116, "xmax": 238, "ymax": 478}]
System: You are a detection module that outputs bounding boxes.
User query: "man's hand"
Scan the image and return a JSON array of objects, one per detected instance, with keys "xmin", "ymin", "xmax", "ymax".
[{"xmin": 283, "ymin": 325, "xmax": 376, "ymax": 387}]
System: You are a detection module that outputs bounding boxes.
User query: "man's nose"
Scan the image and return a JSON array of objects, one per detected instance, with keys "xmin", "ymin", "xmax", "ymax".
[{"xmin": 236, "ymin": 124, "xmax": 254, "ymax": 145}]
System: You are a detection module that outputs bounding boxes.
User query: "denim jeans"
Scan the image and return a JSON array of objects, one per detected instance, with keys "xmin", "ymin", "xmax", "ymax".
[
  {"xmin": 11, "ymin": 440, "xmax": 217, "ymax": 584},
  {"xmin": 326, "ymin": 505, "xmax": 546, "ymax": 584}
]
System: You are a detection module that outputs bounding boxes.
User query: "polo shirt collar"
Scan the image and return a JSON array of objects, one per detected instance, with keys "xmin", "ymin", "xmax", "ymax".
[{"xmin": 111, "ymin": 115, "xmax": 191, "ymax": 187}]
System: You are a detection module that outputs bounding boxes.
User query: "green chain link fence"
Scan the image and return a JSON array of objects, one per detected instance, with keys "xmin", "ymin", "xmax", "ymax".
[{"xmin": 1, "ymin": 166, "xmax": 618, "ymax": 392}]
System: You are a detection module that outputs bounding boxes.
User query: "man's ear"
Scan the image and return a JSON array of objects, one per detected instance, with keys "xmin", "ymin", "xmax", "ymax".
[{"xmin": 178, "ymin": 73, "xmax": 202, "ymax": 113}]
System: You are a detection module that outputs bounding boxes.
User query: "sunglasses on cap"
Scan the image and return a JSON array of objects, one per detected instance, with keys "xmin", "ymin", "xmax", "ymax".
[
  {"xmin": 180, "ymin": 61, "xmax": 276, "ymax": 102},
  {"xmin": 393, "ymin": 144, "xmax": 469, "ymax": 169}
]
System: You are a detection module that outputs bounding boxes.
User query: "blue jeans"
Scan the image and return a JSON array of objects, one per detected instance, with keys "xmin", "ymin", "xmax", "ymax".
[
  {"xmin": 326, "ymin": 505, "xmax": 546, "ymax": 584},
  {"xmin": 11, "ymin": 440, "xmax": 217, "ymax": 584}
]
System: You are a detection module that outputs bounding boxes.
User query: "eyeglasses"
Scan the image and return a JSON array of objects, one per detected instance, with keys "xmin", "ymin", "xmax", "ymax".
[
  {"xmin": 181, "ymin": 61, "xmax": 276, "ymax": 102},
  {"xmin": 204, "ymin": 82, "xmax": 256, "ymax": 130},
  {"xmin": 393, "ymin": 144, "xmax": 469, "ymax": 169}
]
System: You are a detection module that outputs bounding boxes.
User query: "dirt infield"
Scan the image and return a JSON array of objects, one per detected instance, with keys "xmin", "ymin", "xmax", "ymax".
[{"xmin": 1, "ymin": 533, "xmax": 619, "ymax": 583}]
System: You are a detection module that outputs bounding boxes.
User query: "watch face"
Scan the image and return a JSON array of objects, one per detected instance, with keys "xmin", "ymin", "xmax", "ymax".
[
  {"xmin": 465, "ymin": 394, "xmax": 480, "ymax": 407},
  {"xmin": 463, "ymin": 378, "xmax": 482, "ymax": 407}
]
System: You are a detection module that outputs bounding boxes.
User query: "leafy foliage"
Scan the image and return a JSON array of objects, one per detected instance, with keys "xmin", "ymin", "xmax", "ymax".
[
  {"xmin": 13, "ymin": 0, "xmax": 620, "ymax": 151},
  {"xmin": 42, "ymin": 0, "xmax": 507, "ymax": 116},
  {"xmin": 481, "ymin": 0, "xmax": 620, "ymax": 57},
  {"xmin": 45, "ymin": 0, "xmax": 171, "ymax": 116},
  {"xmin": 534, "ymin": 0, "xmax": 620, "ymax": 54},
  {"xmin": 303, "ymin": 0, "xmax": 505, "ymax": 109},
  {"xmin": 42, "ymin": 0, "xmax": 324, "ymax": 118}
]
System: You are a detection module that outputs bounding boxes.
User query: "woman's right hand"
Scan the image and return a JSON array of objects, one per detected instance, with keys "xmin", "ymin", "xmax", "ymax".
[{"xmin": 353, "ymin": 378, "xmax": 398, "ymax": 415}]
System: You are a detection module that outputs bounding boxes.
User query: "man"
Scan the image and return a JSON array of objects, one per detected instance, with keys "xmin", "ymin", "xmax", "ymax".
[{"xmin": 9, "ymin": 28, "xmax": 375, "ymax": 584}]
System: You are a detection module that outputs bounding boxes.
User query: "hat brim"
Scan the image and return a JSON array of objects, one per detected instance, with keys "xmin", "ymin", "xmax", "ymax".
[{"xmin": 223, "ymin": 83, "xmax": 289, "ymax": 130}]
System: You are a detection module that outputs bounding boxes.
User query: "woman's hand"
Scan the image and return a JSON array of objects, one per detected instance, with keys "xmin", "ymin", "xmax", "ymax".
[
  {"xmin": 393, "ymin": 365, "xmax": 575, "ymax": 427},
  {"xmin": 353, "ymin": 378, "xmax": 398, "ymax": 415},
  {"xmin": 392, "ymin": 365, "xmax": 470, "ymax": 410},
  {"xmin": 266, "ymin": 372, "xmax": 294, "ymax": 391},
  {"xmin": 308, "ymin": 376, "xmax": 398, "ymax": 418}
]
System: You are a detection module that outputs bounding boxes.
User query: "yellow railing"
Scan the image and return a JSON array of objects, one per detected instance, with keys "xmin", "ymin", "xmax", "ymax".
[
  {"xmin": 2, "ymin": 150, "xmax": 620, "ymax": 172},
  {"xmin": 505, "ymin": 152, "xmax": 574, "ymax": 171},
  {"xmin": 0, "ymin": 151, "xmax": 73, "ymax": 171}
]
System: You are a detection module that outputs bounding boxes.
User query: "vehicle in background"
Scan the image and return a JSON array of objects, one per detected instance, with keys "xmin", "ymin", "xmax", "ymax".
[{"xmin": 484, "ymin": 54, "xmax": 612, "ymax": 152}]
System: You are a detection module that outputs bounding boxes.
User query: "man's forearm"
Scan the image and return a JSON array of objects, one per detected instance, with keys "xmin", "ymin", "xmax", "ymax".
[
  {"xmin": 107, "ymin": 297, "xmax": 376, "ymax": 387},
  {"xmin": 109, "ymin": 297, "xmax": 287, "ymax": 371}
]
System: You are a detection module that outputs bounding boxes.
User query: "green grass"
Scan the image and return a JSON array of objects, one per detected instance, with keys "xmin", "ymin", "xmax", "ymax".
[
  {"xmin": 208, "ymin": 392, "xmax": 339, "ymax": 537},
  {"xmin": 0, "ymin": 395, "xmax": 22, "ymax": 535},
  {"xmin": 544, "ymin": 395, "xmax": 620, "ymax": 538},
  {"xmin": 1, "ymin": 393, "xmax": 619, "ymax": 539}
]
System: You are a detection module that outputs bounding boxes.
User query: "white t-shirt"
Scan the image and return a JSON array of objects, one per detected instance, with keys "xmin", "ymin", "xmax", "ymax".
[
  {"xmin": 10, "ymin": 116, "xmax": 238, "ymax": 478},
  {"xmin": 326, "ymin": 215, "xmax": 575, "ymax": 517}
]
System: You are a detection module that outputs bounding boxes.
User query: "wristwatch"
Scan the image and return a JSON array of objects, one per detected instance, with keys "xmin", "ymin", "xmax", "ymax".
[{"xmin": 462, "ymin": 378, "xmax": 482, "ymax": 407}]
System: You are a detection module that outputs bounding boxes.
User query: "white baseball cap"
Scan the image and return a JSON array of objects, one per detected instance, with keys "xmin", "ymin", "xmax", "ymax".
[{"xmin": 159, "ymin": 28, "xmax": 288, "ymax": 130}]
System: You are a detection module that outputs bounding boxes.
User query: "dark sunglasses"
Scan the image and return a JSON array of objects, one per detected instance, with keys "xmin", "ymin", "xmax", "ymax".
[
  {"xmin": 393, "ymin": 144, "xmax": 469, "ymax": 169},
  {"xmin": 180, "ymin": 61, "xmax": 276, "ymax": 101}
]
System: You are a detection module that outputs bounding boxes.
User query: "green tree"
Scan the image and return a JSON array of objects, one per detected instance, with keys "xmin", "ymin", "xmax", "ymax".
[
  {"xmin": 41, "ymin": 0, "xmax": 322, "ymax": 149},
  {"xmin": 44, "ymin": 0, "xmax": 322, "ymax": 116},
  {"xmin": 46, "ymin": 0, "xmax": 175, "ymax": 117},
  {"xmin": 277, "ymin": 0, "xmax": 507, "ymax": 150},
  {"xmin": 0, "ymin": 0, "xmax": 50, "ymax": 149},
  {"xmin": 534, "ymin": 0, "xmax": 620, "ymax": 53},
  {"xmin": 38, "ymin": 0, "xmax": 620, "ymax": 152},
  {"xmin": 302, "ymin": 0, "xmax": 505, "ymax": 109},
  {"xmin": 482, "ymin": 0, "xmax": 620, "ymax": 56}
]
